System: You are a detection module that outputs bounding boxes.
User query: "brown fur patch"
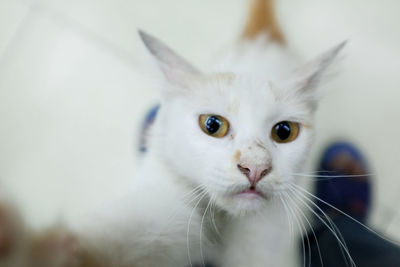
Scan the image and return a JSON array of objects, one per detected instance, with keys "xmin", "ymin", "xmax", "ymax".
[
  {"xmin": 233, "ymin": 150, "xmax": 242, "ymax": 162},
  {"xmin": 242, "ymin": 0, "xmax": 285, "ymax": 44}
]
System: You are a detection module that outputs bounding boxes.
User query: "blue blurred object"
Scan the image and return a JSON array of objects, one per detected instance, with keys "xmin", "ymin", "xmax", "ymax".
[
  {"xmin": 316, "ymin": 141, "xmax": 372, "ymax": 223},
  {"xmin": 139, "ymin": 104, "xmax": 160, "ymax": 154},
  {"xmin": 304, "ymin": 141, "xmax": 400, "ymax": 267}
]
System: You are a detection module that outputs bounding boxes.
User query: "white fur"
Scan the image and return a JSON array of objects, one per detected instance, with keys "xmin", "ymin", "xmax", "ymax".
[{"xmin": 78, "ymin": 32, "xmax": 344, "ymax": 266}]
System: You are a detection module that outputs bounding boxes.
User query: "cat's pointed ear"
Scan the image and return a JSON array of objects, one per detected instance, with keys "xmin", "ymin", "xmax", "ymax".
[
  {"xmin": 138, "ymin": 30, "xmax": 202, "ymax": 87},
  {"xmin": 288, "ymin": 41, "xmax": 347, "ymax": 94}
]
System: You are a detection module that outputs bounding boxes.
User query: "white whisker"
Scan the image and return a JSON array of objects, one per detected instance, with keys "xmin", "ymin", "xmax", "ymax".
[
  {"xmin": 288, "ymin": 185, "xmax": 351, "ymax": 266},
  {"xmin": 200, "ymin": 197, "xmax": 212, "ymax": 267},
  {"xmin": 283, "ymin": 191, "xmax": 311, "ymax": 267},
  {"xmin": 187, "ymin": 190, "xmax": 208, "ymax": 267},
  {"xmin": 278, "ymin": 193, "xmax": 294, "ymax": 243},
  {"xmin": 291, "ymin": 183, "xmax": 400, "ymax": 246},
  {"xmin": 166, "ymin": 186, "xmax": 206, "ymax": 227},
  {"xmin": 181, "ymin": 184, "xmax": 207, "ymax": 203},
  {"xmin": 281, "ymin": 191, "xmax": 306, "ymax": 267},
  {"xmin": 286, "ymin": 189, "xmax": 324, "ymax": 267},
  {"xmin": 210, "ymin": 196, "xmax": 222, "ymax": 238},
  {"xmin": 288, "ymin": 184, "xmax": 355, "ymax": 267},
  {"xmin": 290, "ymin": 172, "xmax": 374, "ymax": 181}
]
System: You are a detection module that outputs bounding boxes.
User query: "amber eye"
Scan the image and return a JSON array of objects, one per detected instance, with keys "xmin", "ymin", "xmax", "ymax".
[
  {"xmin": 271, "ymin": 121, "xmax": 300, "ymax": 143},
  {"xmin": 199, "ymin": 114, "xmax": 230, "ymax": 138}
]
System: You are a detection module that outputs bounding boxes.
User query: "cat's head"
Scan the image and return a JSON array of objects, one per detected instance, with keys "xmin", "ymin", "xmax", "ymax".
[{"xmin": 139, "ymin": 31, "xmax": 344, "ymax": 216}]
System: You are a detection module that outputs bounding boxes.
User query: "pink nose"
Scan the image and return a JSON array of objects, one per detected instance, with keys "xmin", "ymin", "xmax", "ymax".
[{"xmin": 237, "ymin": 163, "xmax": 272, "ymax": 185}]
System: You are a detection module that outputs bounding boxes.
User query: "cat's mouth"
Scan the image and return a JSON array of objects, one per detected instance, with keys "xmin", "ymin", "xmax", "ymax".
[{"xmin": 237, "ymin": 186, "xmax": 266, "ymax": 199}]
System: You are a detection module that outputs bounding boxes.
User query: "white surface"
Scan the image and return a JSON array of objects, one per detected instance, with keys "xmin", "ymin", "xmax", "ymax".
[
  {"xmin": 0, "ymin": 0, "xmax": 30, "ymax": 56},
  {"xmin": 0, "ymin": 0, "xmax": 399, "ymax": 240}
]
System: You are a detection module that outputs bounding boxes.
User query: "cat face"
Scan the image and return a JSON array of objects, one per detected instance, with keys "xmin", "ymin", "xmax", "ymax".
[{"xmin": 139, "ymin": 31, "xmax": 344, "ymax": 215}]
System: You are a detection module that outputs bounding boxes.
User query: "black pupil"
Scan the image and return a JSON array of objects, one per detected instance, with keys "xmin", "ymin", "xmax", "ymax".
[
  {"xmin": 205, "ymin": 116, "xmax": 222, "ymax": 134},
  {"xmin": 275, "ymin": 122, "xmax": 291, "ymax": 140}
]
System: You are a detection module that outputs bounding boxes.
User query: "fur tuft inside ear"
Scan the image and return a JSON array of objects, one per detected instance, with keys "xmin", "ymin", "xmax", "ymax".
[
  {"xmin": 290, "ymin": 41, "xmax": 347, "ymax": 93},
  {"xmin": 138, "ymin": 30, "xmax": 202, "ymax": 88}
]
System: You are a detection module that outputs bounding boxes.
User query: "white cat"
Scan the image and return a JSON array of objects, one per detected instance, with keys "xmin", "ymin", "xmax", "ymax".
[
  {"xmin": 0, "ymin": 1, "xmax": 345, "ymax": 266},
  {"xmin": 75, "ymin": 0, "xmax": 345, "ymax": 265}
]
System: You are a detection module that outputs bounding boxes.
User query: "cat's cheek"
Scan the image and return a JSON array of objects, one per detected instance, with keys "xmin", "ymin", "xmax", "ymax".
[{"xmin": 274, "ymin": 127, "xmax": 313, "ymax": 170}]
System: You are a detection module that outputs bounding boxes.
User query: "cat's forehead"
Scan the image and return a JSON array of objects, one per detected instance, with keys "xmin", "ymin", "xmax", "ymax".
[
  {"xmin": 183, "ymin": 72, "xmax": 313, "ymax": 125},
  {"xmin": 193, "ymin": 73, "xmax": 277, "ymax": 114}
]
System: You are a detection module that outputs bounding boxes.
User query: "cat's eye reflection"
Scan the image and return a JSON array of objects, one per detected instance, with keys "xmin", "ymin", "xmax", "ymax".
[
  {"xmin": 199, "ymin": 114, "xmax": 230, "ymax": 138},
  {"xmin": 271, "ymin": 121, "xmax": 300, "ymax": 143}
]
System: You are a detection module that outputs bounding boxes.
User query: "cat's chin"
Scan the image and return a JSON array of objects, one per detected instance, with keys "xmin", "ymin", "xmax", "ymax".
[{"xmin": 216, "ymin": 191, "xmax": 269, "ymax": 216}]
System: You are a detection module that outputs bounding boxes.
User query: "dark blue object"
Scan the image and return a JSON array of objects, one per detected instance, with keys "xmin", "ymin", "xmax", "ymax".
[
  {"xmin": 139, "ymin": 104, "xmax": 160, "ymax": 153},
  {"xmin": 315, "ymin": 141, "xmax": 371, "ymax": 223},
  {"xmin": 304, "ymin": 141, "xmax": 400, "ymax": 266},
  {"xmin": 304, "ymin": 216, "xmax": 400, "ymax": 267}
]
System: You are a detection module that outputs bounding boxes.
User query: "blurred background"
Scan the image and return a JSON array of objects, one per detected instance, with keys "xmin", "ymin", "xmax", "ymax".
[{"xmin": 0, "ymin": 0, "xmax": 400, "ymax": 242}]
